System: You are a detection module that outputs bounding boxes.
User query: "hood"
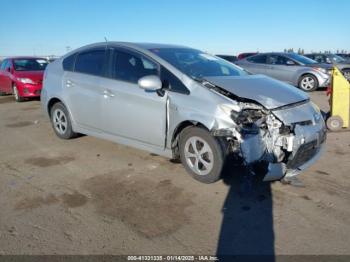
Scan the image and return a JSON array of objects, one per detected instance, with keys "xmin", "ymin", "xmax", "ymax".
[
  {"xmin": 14, "ymin": 71, "xmax": 44, "ymax": 83},
  {"xmin": 204, "ymin": 75, "xmax": 309, "ymax": 110}
]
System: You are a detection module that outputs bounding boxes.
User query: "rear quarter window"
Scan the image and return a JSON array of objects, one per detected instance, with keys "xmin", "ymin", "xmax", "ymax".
[
  {"xmin": 75, "ymin": 49, "xmax": 106, "ymax": 76},
  {"xmin": 62, "ymin": 53, "xmax": 77, "ymax": 71}
]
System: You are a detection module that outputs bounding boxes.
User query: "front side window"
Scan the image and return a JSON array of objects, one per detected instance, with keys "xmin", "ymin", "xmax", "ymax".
[
  {"xmin": 13, "ymin": 59, "xmax": 48, "ymax": 71},
  {"xmin": 268, "ymin": 55, "xmax": 290, "ymax": 65},
  {"xmin": 75, "ymin": 50, "xmax": 106, "ymax": 76},
  {"xmin": 63, "ymin": 53, "xmax": 77, "ymax": 71},
  {"xmin": 150, "ymin": 48, "xmax": 247, "ymax": 80},
  {"xmin": 111, "ymin": 50, "xmax": 158, "ymax": 83},
  {"xmin": 161, "ymin": 67, "xmax": 189, "ymax": 94},
  {"xmin": 247, "ymin": 55, "xmax": 267, "ymax": 64}
]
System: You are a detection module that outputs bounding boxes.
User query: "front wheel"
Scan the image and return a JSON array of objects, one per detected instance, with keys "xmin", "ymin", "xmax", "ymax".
[
  {"xmin": 298, "ymin": 74, "xmax": 319, "ymax": 92},
  {"xmin": 13, "ymin": 84, "xmax": 24, "ymax": 102},
  {"xmin": 179, "ymin": 126, "xmax": 227, "ymax": 183}
]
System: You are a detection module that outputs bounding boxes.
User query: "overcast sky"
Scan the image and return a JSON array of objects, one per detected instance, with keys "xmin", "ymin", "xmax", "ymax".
[{"xmin": 0, "ymin": 0, "xmax": 349, "ymax": 56}]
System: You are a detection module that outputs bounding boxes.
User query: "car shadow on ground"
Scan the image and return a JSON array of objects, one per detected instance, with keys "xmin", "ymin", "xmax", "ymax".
[{"xmin": 216, "ymin": 158, "xmax": 275, "ymax": 262}]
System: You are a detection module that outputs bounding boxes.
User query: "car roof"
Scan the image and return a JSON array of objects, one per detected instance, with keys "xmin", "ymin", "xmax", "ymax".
[
  {"xmin": 67, "ymin": 42, "xmax": 194, "ymax": 54},
  {"xmin": 6, "ymin": 56, "xmax": 47, "ymax": 60}
]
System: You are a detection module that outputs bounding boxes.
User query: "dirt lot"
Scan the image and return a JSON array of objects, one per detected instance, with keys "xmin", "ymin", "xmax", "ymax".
[{"xmin": 0, "ymin": 91, "xmax": 349, "ymax": 256}]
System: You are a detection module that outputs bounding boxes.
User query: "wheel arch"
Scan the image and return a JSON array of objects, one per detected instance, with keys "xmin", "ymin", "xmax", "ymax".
[
  {"xmin": 47, "ymin": 97, "xmax": 63, "ymax": 117},
  {"xmin": 297, "ymin": 72, "xmax": 319, "ymax": 88},
  {"xmin": 170, "ymin": 120, "xmax": 209, "ymax": 159}
]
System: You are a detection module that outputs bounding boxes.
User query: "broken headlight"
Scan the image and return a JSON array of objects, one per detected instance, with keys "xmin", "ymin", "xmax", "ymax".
[{"xmin": 231, "ymin": 109, "xmax": 266, "ymax": 134}]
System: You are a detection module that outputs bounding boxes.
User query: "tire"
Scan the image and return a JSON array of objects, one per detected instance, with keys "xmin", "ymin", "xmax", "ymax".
[
  {"xmin": 298, "ymin": 74, "xmax": 319, "ymax": 92},
  {"xmin": 50, "ymin": 102, "xmax": 77, "ymax": 139},
  {"xmin": 179, "ymin": 126, "xmax": 227, "ymax": 183},
  {"xmin": 13, "ymin": 84, "xmax": 24, "ymax": 102},
  {"xmin": 342, "ymin": 69, "xmax": 350, "ymax": 81},
  {"xmin": 326, "ymin": 115, "xmax": 343, "ymax": 131}
]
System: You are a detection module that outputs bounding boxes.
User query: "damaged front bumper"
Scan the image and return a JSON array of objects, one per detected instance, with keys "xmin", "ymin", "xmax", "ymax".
[{"xmin": 213, "ymin": 101, "xmax": 327, "ymax": 181}]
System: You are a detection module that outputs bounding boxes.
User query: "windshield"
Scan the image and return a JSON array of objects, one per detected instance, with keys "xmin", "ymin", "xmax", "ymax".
[
  {"xmin": 285, "ymin": 53, "xmax": 317, "ymax": 65},
  {"xmin": 14, "ymin": 59, "xmax": 48, "ymax": 71},
  {"xmin": 329, "ymin": 54, "xmax": 346, "ymax": 63},
  {"xmin": 149, "ymin": 48, "xmax": 247, "ymax": 80}
]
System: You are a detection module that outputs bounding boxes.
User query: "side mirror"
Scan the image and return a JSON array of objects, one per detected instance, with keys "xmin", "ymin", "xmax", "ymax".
[
  {"xmin": 6, "ymin": 67, "xmax": 11, "ymax": 73},
  {"xmin": 286, "ymin": 60, "xmax": 295, "ymax": 65},
  {"xmin": 138, "ymin": 75, "xmax": 162, "ymax": 91}
]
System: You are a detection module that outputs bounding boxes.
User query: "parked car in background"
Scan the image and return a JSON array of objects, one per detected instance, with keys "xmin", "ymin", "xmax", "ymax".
[
  {"xmin": 305, "ymin": 53, "xmax": 350, "ymax": 80},
  {"xmin": 237, "ymin": 52, "xmax": 258, "ymax": 60},
  {"xmin": 216, "ymin": 55, "xmax": 237, "ymax": 63},
  {"xmin": 0, "ymin": 57, "xmax": 48, "ymax": 101},
  {"xmin": 42, "ymin": 42, "xmax": 326, "ymax": 184},
  {"xmin": 336, "ymin": 53, "xmax": 350, "ymax": 61},
  {"xmin": 235, "ymin": 52, "xmax": 332, "ymax": 91}
]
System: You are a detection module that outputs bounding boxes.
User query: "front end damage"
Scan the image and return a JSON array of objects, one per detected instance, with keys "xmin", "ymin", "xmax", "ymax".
[{"xmin": 211, "ymin": 89, "xmax": 327, "ymax": 181}]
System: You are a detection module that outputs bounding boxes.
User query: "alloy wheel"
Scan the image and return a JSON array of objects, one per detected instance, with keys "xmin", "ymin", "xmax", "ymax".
[
  {"xmin": 184, "ymin": 136, "xmax": 214, "ymax": 176},
  {"xmin": 300, "ymin": 76, "xmax": 315, "ymax": 91},
  {"xmin": 53, "ymin": 108, "xmax": 68, "ymax": 135},
  {"xmin": 13, "ymin": 85, "xmax": 19, "ymax": 101}
]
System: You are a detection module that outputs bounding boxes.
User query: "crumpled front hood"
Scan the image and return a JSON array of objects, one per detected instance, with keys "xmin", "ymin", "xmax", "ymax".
[{"xmin": 205, "ymin": 75, "xmax": 309, "ymax": 110}]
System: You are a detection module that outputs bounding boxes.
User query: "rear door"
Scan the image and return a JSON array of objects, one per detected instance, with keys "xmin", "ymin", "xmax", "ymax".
[
  {"xmin": 63, "ymin": 47, "xmax": 107, "ymax": 131},
  {"xmin": 100, "ymin": 47, "xmax": 167, "ymax": 147}
]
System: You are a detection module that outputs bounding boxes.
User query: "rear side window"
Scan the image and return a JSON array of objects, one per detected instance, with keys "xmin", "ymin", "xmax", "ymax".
[
  {"xmin": 111, "ymin": 49, "xmax": 158, "ymax": 83},
  {"xmin": 62, "ymin": 53, "xmax": 77, "ymax": 71},
  {"xmin": 247, "ymin": 55, "xmax": 267, "ymax": 64},
  {"xmin": 75, "ymin": 49, "xmax": 106, "ymax": 76},
  {"xmin": 161, "ymin": 67, "xmax": 189, "ymax": 95}
]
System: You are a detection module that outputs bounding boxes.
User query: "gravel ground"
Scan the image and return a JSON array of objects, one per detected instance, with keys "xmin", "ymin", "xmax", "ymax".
[{"xmin": 0, "ymin": 91, "xmax": 349, "ymax": 256}]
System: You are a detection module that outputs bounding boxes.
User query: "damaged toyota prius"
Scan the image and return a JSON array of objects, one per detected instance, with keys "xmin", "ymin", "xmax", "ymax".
[{"xmin": 42, "ymin": 42, "xmax": 326, "ymax": 183}]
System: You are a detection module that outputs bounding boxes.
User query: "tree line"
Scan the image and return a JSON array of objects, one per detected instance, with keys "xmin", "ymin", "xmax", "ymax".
[{"xmin": 283, "ymin": 48, "xmax": 349, "ymax": 54}]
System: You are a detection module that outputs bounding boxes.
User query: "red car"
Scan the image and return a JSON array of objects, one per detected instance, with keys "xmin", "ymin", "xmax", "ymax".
[
  {"xmin": 0, "ymin": 57, "xmax": 48, "ymax": 102},
  {"xmin": 237, "ymin": 52, "xmax": 258, "ymax": 60}
]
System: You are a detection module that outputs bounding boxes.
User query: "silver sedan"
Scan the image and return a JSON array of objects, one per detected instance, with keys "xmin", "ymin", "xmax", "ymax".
[
  {"xmin": 42, "ymin": 43, "xmax": 326, "ymax": 183},
  {"xmin": 235, "ymin": 52, "xmax": 332, "ymax": 92}
]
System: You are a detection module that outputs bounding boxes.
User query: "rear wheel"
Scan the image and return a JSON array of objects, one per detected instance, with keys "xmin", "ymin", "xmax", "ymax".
[
  {"xmin": 13, "ymin": 84, "xmax": 24, "ymax": 102},
  {"xmin": 298, "ymin": 74, "xmax": 319, "ymax": 92},
  {"xmin": 179, "ymin": 126, "xmax": 227, "ymax": 183},
  {"xmin": 50, "ymin": 102, "xmax": 77, "ymax": 139}
]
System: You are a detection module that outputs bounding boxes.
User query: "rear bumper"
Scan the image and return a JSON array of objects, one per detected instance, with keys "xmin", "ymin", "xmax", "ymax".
[{"xmin": 16, "ymin": 82, "xmax": 42, "ymax": 97}]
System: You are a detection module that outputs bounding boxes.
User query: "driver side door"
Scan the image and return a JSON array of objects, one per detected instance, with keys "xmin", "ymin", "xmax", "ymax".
[
  {"xmin": 101, "ymin": 47, "xmax": 167, "ymax": 148},
  {"xmin": 265, "ymin": 55, "xmax": 296, "ymax": 84}
]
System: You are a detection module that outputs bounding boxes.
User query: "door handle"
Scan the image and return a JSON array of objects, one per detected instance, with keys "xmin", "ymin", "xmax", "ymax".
[
  {"xmin": 103, "ymin": 89, "xmax": 115, "ymax": 98},
  {"xmin": 66, "ymin": 79, "xmax": 75, "ymax": 87}
]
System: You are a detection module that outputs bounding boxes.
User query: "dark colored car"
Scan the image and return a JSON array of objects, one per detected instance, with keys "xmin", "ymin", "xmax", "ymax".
[
  {"xmin": 305, "ymin": 53, "xmax": 350, "ymax": 80},
  {"xmin": 216, "ymin": 55, "xmax": 237, "ymax": 63},
  {"xmin": 0, "ymin": 57, "xmax": 48, "ymax": 102},
  {"xmin": 237, "ymin": 52, "xmax": 258, "ymax": 60},
  {"xmin": 336, "ymin": 54, "xmax": 350, "ymax": 60}
]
